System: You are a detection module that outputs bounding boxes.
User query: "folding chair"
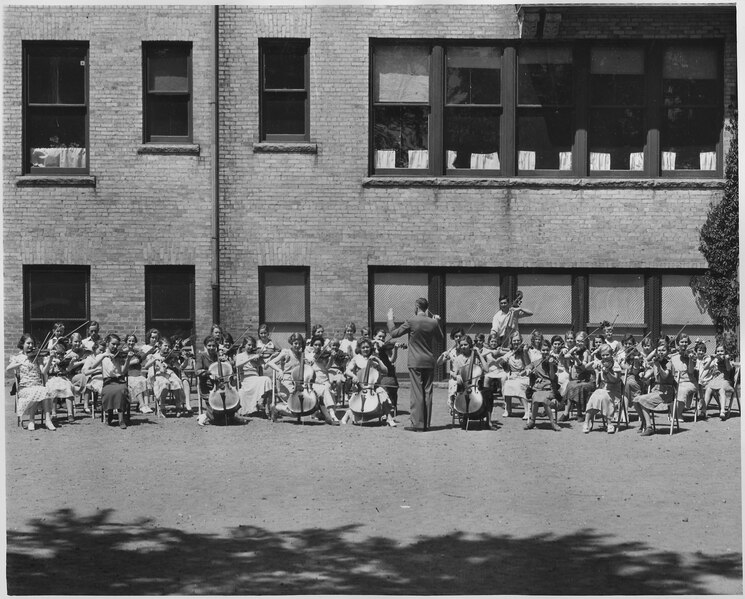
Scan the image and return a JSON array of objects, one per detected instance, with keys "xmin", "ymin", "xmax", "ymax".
[{"xmin": 650, "ymin": 401, "xmax": 679, "ymax": 436}]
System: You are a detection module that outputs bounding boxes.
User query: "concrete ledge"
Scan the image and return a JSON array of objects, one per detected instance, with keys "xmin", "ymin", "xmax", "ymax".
[
  {"xmin": 137, "ymin": 144, "xmax": 200, "ymax": 155},
  {"xmin": 16, "ymin": 175, "xmax": 96, "ymax": 187},
  {"xmin": 253, "ymin": 142, "xmax": 318, "ymax": 154},
  {"xmin": 363, "ymin": 177, "xmax": 725, "ymax": 190}
]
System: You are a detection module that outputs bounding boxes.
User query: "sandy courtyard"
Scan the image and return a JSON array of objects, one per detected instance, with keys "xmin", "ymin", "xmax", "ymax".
[{"xmin": 5, "ymin": 384, "xmax": 742, "ymax": 595}]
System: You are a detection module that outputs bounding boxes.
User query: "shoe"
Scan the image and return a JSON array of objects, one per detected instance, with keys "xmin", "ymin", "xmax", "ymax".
[
  {"xmin": 197, "ymin": 414, "xmax": 208, "ymax": 426},
  {"xmin": 140, "ymin": 406, "xmax": 153, "ymax": 414},
  {"xmin": 387, "ymin": 419, "xmax": 397, "ymax": 427},
  {"xmin": 523, "ymin": 420, "xmax": 535, "ymax": 430},
  {"xmin": 582, "ymin": 422, "xmax": 591, "ymax": 434},
  {"xmin": 637, "ymin": 425, "xmax": 646, "ymax": 434},
  {"xmin": 270, "ymin": 407, "xmax": 279, "ymax": 423},
  {"xmin": 720, "ymin": 413, "xmax": 727, "ymax": 421},
  {"xmin": 698, "ymin": 411, "xmax": 708, "ymax": 420},
  {"xmin": 27, "ymin": 422, "xmax": 35, "ymax": 431},
  {"xmin": 67, "ymin": 416, "xmax": 75, "ymax": 425},
  {"xmin": 502, "ymin": 409, "xmax": 509, "ymax": 418},
  {"xmin": 576, "ymin": 414, "xmax": 583, "ymax": 422},
  {"xmin": 83, "ymin": 407, "xmax": 91, "ymax": 414},
  {"xmin": 45, "ymin": 420, "xmax": 56, "ymax": 431},
  {"xmin": 119, "ymin": 419, "xmax": 127, "ymax": 430},
  {"xmin": 522, "ymin": 414, "xmax": 529, "ymax": 421},
  {"xmin": 403, "ymin": 426, "xmax": 423, "ymax": 432},
  {"xmin": 607, "ymin": 423, "xmax": 616, "ymax": 434},
  {"xmin": 640, "ymin": 428, "xmax": 655, "ymax": 437},
  {"xmin": 558, "ymin": 413, "xmax": 568, "ymax": 422},
  {"xmin": 551, "ymin": 423, "xmax": 561, "ymax": 432}
]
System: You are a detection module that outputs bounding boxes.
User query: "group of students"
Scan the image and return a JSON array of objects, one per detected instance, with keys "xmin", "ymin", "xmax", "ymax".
[
  {"xmin": 7, "ymin": 320, "xmax": 406, "ymax": 430},
  {"xmin": 439, "ymin": 320, "xmax": 739, "ymax": 436}
]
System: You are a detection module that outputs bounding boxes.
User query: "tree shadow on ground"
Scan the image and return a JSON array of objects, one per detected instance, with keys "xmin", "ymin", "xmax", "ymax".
[{"xmin": 7, "ymin": 508, "xmax": 742, "ymax": 595}]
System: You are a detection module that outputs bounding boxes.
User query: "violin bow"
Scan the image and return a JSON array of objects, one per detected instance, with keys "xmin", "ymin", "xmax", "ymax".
[
  {"xmin": 33, "ymin": 330, "xmax": 53, "ymax": 365},
  {"xmin": 59, "ymin": 320, "xmax": 91, "ymax": 341}
]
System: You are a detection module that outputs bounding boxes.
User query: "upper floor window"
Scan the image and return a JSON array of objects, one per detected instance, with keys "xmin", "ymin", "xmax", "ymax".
[
  {"xmin": 369, "ymin": 40, "xmax": 723, "ymax": 179},
  {"xmin": 143, "ymin": 42, "xmax": 192, "ymax": 143},
  {"xmin": 260, "ymin": 39, "xmax": 310, "ymax": 142},
  {"xmin": 24, "ymin": 42, "xmax": 88, "ymax": 174}
]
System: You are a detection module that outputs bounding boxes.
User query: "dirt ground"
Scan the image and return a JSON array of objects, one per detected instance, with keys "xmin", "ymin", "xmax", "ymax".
[{"xmin": 5, "ymin": 383, "xmax": 742, "ymax": 595}]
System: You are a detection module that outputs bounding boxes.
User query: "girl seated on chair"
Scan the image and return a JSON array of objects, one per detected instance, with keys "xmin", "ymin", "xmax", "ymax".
[
  {"xmin": 82, "ymin": 339, "xmax": 106, "ymax": 414},
  {"xmin": 265, "ymin": 332, "xmax": 311, "ymax": 421},
  {"xmin": 633, "ymin": 338, "xmax": 676, "ymax": 436},
  {"xmin": 123, "ymin": 334, "xmax": 151, "ymax": 414},
  {"xmin": 583, "ymin": 344, "xmax": 623, "ymax": 434},
  {"xmin": 450, "ymin": 334, "xmax": 494, "ymax": 429},
  {"xmin": 524, "ymin": 339, "xmax": 561, "ymax": 432},
  {"xmin": 63, "ymin": 333, "xmax": 88, "ymax": 413},
  {"xmin": 496, "ymin": 333, "xmax": 532, "ymax": 419},
  {"xmin": 235, "ymin": 335, "xmax": 273, "ymax": 417},
  {"xmin": 143, "ymin": 337, "xmax": 189, "ymax": 418},
  {"xmin": 88, "ymin": 334, "xmax": 132, "ymax": 429},
  {"xmin": 306, "ymin": 335, "xmax": 342, "ymax": 425},
  {"xmin": 45, "ymin": 343, "xmax": 76, "ymax": 425},
  {"xmin": 559, "ymin": 331, "xmax": 595, "ymax": 422},
  {"xmin": 703, "ymin": 344, "xmax": 737, "ymax": 421},
  {"xmin": 7, "ymin": 333, "xmax": 55, "ymax": 431},
  {"xmin": 372, "ymin": 328, "xmax": 401, "ymax": 414},
  {"xmin": 341, "ymin": 337, "xmax": 396, "ymax": 426}
]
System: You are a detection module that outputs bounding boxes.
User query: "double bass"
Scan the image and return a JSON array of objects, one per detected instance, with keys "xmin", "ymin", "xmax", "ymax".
[
  {"xmin": 454, "ymin": 348, "xmax": 485, "ymax": 424},
  {"xmin": 208, "ymin": 353, "xmax": 241, "ymax": 424},
  {"xmin": 348, "ymin": 357, "xmax": 383, "ymax": 422},
  {"xmin": 286, "ymin": 354, "xmax": 318, "ymax": 418}
]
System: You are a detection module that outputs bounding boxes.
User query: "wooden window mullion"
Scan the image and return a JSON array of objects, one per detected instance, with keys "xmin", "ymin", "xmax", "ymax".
[
  {"xmin": 574, "ymin": 43, "xmax": 589, "ymax": 178},
  {"xmin": 501, "ymin": 46, "xmax": 517, "ymax": 176},
  {"xmin": 430, "ymin": 44, "xmax": 444, "ymax": 175},
  {"xmin": 646, "ymin": 42, "xmax": 661, "ymax": 177}
]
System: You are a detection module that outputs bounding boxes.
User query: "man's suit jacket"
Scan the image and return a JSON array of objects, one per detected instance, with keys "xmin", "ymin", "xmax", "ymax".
[{"xmin": 388, "ymin": 313, "xmax": 442, "ymax": 369}]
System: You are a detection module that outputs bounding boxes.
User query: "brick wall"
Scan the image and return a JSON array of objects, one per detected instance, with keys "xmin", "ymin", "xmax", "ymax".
[
  {"xmin": 3, "ymin": 5, "xmax": 216, "ymax": 360},
  {"xmin": 217, "ymin": 4, "xmax": 735, "ymax": 335}
]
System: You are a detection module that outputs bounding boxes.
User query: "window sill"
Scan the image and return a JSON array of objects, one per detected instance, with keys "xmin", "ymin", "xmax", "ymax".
[
  {"xmin": 362, "ymin": 177, "xmax": 725, "ymax": 190},
  {"xmin": 16, "ymin": 175, "xmax": 96, "ymax": 187},
  {"xmin": 137, "ymin": 144, "xmax": 200, "ymax": 155},
  {"xmin": 253, "ymin": 142, "xmax": 318, "ymax": 154}
]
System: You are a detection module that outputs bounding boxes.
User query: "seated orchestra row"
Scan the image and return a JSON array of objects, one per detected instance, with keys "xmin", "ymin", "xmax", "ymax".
[{"xmin": 7, "ymin": 319, "xmax": 738, "ymax": 436}]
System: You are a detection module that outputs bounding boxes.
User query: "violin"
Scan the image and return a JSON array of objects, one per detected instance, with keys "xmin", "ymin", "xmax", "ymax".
[
  {"xmin": 348, "ymin": 356, "xmax": 382, "ymax": 419},
  {"xmin": 454, "ymin": 349, "xmax": 484, "ymax": 416},
  {"xmin": 512, "ymin": 289, "xmax": 524, "ymax": 309},
  {"xmin": 207, "ymin": 353, "xmax": 241, "ymax": 423},
  {"xmin": 286, "ymin": 353, "xmax": 318, "ymax": 417}
]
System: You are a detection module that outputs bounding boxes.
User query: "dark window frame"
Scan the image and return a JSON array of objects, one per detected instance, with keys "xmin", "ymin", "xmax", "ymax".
[
  {"xmin": 23, "ymin": 265, "xmax": 90, "ymax": 343},
  {"xmin": 258, "ymin": 266, "xmax": 311, "ymax": 332},
  {"xmin": 143, "ymin": 41, "xmax": 193, "ymax": 144},
  {"xmin": 144, "ymin": 265, "xmax": 195, "ymax": 342},
  {"xmin": 23, "ymin": 41, "xmax": 90, "ymax": 175},
  {"xmin": 259, "ymin": 39, "xmax": 310, "ymax": 143},
  {"xmin": 369, "ymin": 39, "xmax": 724, "ymax": 179}
]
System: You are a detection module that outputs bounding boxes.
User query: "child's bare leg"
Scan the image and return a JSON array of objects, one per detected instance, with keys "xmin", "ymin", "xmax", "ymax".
[
  {"xmin": 65, "ymin": 397, "xmax": 74, "ymax": 422},
  {"xmin": 520, "ymin": 397, "xmax": 530, "ymax": 419}
]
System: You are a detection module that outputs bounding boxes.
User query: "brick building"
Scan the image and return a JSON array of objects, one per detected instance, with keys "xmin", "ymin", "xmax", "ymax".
[{"xmin": 3, "ymin": 4, "xmax": 737, "ymax": 375}]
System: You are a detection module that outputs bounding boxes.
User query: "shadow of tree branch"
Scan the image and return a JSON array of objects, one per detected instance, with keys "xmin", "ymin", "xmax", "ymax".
[{"xmin": 7, "ymin": 508, "xmax": 742, "ymax": 595}]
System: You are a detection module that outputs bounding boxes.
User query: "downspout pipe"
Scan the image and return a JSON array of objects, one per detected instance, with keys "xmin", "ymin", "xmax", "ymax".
[{"xmin": 211, "ymin": 4, "xmax": 220, "ymax": 324}]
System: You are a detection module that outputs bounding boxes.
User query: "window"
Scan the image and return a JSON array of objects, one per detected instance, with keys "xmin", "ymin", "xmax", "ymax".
[
  {"xmin": 516, "ymin": 273, "xmax": 573, "ymax": 338},
  {"xmin": 588, "ymin": 273, "xmax": 646, "ymax": 338},
  {"xmin": 24, "ymin": 266, "xmax": 90, "ymax": 342},
  {"xmin": 260, "ymin": 39, "xmax": 310, "ymax": 142},
  {"xmin": 517, "ymin": 45, "xmax": 574, "ymax": 173},
  {"xmin": 661, "ymin": 274, "xmax": 716, "ymax": 349},
  {"xmin": 143, "ymin": 43, "xmax": 192, "ymax": 143},
  {"xmin": 24, "ymin": 42, "xmax": 88, "ymax": 174},
  {"xmin": 369, "ymin": 40, "xmax": 723, "ymax": 178},
  {"xmin": 259, "ymin": 267, "xmax": 310, "ymax": 337},
  {"xmin": 145, "ymin": 266, "xmax": 195, "ymax": 341}
]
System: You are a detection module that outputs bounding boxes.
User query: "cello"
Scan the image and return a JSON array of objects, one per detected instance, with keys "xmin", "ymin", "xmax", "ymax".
[
  {"xmin": 348, "ymin": 356, "xmax": 383, "ymax": 423},
  {"xmin": 208, "ymin": 351, "xmax": 241, "ymax": 425},
  {"xmin": 454, "ymin": 346, "xmax": 485, "ymax": 428},
  {"xmin": 286, "ymin": 353, "xmax": 318, "ymax": 420}
]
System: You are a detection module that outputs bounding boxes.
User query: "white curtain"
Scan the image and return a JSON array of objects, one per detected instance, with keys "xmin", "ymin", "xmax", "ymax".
[
  {"xmin": 375, "ymin": 46, "xmax": 429, "ymax": 103},
  {"xmin": 407, "ymin": 150, "xmax": 429, "ymax": 169},
  {"xmin": 447, "ymin": 150, "xmax": 457, "ymax": 169},
  {"xmin": 559, "ymin": 151, "xmax": 572, "ymax": 171},
  {"xmin": 699, "ymin": 151, "xmax": 716, "ymax": 170},
  {"xmin": 629, "ymin": 152, "xmax": 644, "ymax": 171},
  {"xmin": 470, "ymin": 152, "xmax": 500, "ymax": 170},
  {"xmin": 375, "ymin": 150, "xmax": 396, "ymax": 169},
  {"xmin": 590, "ymin": 152, "xmax": 611, "ymax": 171},
  {"xmin": 662, "ymin": 151, "xmax": 677, "ymax": 170},
  {"xmin": 518, "ymin": 150, "xmax": 536, "ymax": 170},
  {"xmin": 31, "ymin": 147, "xmax": 86, "ymax": 168}
]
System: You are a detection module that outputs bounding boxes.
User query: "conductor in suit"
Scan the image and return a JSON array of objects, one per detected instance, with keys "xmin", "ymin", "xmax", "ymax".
[{"xmin": 387, "ymin": 297, "xmax": 443, "ymax": 431}]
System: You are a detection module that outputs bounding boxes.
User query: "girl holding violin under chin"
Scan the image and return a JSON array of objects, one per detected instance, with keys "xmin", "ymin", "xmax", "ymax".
[
  {"xmin": 7, "ymin": 333, "xmax": 56, "ymax": 431},
  {"xmin": 44, "ymin": 342, "xmax": 76, "ymax": 424},
  {"xmin": 142, "ymin": 337, "xmax": 190, "ymax": 418},
  {"xmin": 341, "ymin": 337, "xmax": 396, "ymax": 426},
  {"xmin": 63, "ymin": 332, "xmax": 88, "ymax": 412},
  {"xmin": 582, "ymin": 343, "xmax": 623, "ymax": 434},
  {"xmin": 85, "ymin": 334, "xmax": 133, "ymax": 429},
  {"xmin": 234, "ymin": 336, "xmax": 274, "ymax": 418},
  {"xmin": 82, "ymin": 339, "xmax": 107, "ymax": 414},
  {"xmin": 524, "ymin": 339, "xmax": 562, "ymax": 432},
  {"xmin": 559, "ymin": 331, "xmax": 596, "ymax": 423},
  {"xmin": 304, "ymin": 335, "xmax": 342, "ymax": 425},
  {"xmin": 122, "ymin": 334, "xmax": 152, "ymax": 414},
  {"xmin": 633, "ymin": 338, "xmax": 677, "ymax": 436}
]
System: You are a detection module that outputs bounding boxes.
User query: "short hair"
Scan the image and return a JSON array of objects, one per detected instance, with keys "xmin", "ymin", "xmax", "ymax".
[
  {"xmin": 146, "ymin": 328, "xmax": 161, "ymax": 342},
  {"xmin": 105, "ymin": 333, "xmax": 121, "ymax": 345},
  {"xmin": 531, "ymin": 330, "xmax": 543, "ymax": 341},
  {"xmin": 541, "ymin": 339, "xmax": 551, "ymax": 349},
  {"xmin": 310, "ymin": 334, "xmax": 325, "ymax": 347},
  {"xmin": 373, "ymin": 327, "xmax": 388, "ymax": 338},
  {"xmin": 601, "ymin": 320, "xmax": 612, "ymax": 328},
  {"xmin": 17, "ymin": 333, "xmax": 35, "ymax": 349},
  {"xmin": 460, "ymin": 335, "xmax": 474, "ymax": 347},
  {"xmin": 288, "ymin": 332, "xmax": 305, "ymax": 347},
  {"xmin": 53, "ymin": 322, "xmax": 65, "ymax": 332},
  {"xmin": 622, "ymin": 334, "xmax": 636, "ymax": 345},
  {"xmin": 499, "ymin": 295, "xmax": 509, "ymax": 303},
  {"xmin": 258, "ymin": 323, "xmax": 269, "ymax": 334},
  {"xmin": 346, "ymin": 322, "xmax": 357, "ymax": 333},
  {"xmin": 126, "ymin": 333, "xmax": 138, "ymax": 344},
  {"xmin": 243, "ymin": 335, "xmax": 257, "ymax": 349},
  {"xmin": 159, "ymin": 336, "xmax": 172, "ymax": 347},
  {"xmin": 676, "ymin": 332, "xmax": 690, "ymax": 344},
  {"xmin": 358, "ymin": 337, "xmax": 373, "ymax": 351},
  {"xmin": 415, "ymin": 297, "xmax": 429, "ymax": 312},
  {"xmin": 565, "ymin": 329, "xmax": 575, "ymax": 339},
  {"xmin": 550, "ymin": 335, "xmax": 563, "ymax": 345},
  {"xmin": 311, "ymin": 324, "xmax": 324, "ymax": 336},
  {"xmin": 203, "ymin": 334, "xmax": 217, "ymax": 347},
  {"xmin": 475, "ymin": 333, "xmax": 485, "ymax": 342},
  {"xmin": 70, "ymin": 332, "xmax": 83, "ymax": 342},
  {"xmin": 360, "ymin": 326, "xmax": 371, "ymax": 337},
  {"xmin": 575, "ymin": 331, "xmax": 588, "ymax": 343},
  {"xmin": 598, "ymin": 343, "xmax": 613, "ymax": 356},
  {"xmin": 450, "ymin": 327, "xmax": 466, "ymax": 340},
  {"xmin": 694, "ymin": 340, "xmax": 707, "ymax": 352},
  {"xmin": 53, "ymin": 342, "xmax": 66, "ymax": 353},
  {"xmin": 88, "ymin": 320, "xmax": 100, "ymax": 329}
]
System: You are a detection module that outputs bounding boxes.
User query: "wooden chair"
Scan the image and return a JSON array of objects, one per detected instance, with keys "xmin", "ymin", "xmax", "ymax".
[
  {"xmin": 12, "ymin": 374, "xmax": 42, "ymax": 428},
  {"xmin": 649, "ymin": 401, "xmax": 679, "ymax": 436}
]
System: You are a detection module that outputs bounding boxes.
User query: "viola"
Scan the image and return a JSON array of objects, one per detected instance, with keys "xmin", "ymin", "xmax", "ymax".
[
  {"xmin": 286, "ymin": 354, "xmax": 318, "ymax": 416},
  {"xmin": 454, "ymin": 349, "xmax": 484, "ymax": 416},
  {"xmin": 208, "ymin": 354, "xmax": 241, "ymax": 424},
  {"xmin": 348, "ymin": 356, "xmax": 382, "ymax": 419}
]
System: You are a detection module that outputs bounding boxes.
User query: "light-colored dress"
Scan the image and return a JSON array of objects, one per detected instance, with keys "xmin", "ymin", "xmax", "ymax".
[
  {"xmin": 585, "ymin": 363, "xmax": 623, "ymax": 418},
  {"xmin": 500, "ymin": 352, "xmax": 530, "ymax": 399},
  {"xmin": 11, "ymin": 353, "xmax": 49, "ymax": 416},
  {"xmin": 235, "ymin": 352, "xmax": 272, "ymax": 415}
]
